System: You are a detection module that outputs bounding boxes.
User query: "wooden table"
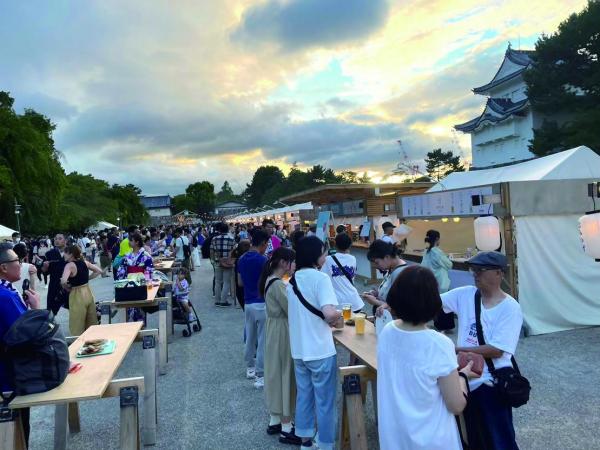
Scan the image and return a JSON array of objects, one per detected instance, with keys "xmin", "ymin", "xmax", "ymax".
[
  {"xmin": 333, "ymin": 320, "xmax": 378, "ymax": 450},
  {"xmin": 154, "ymin": 260, "xmax": 174, "ymax": 274},
  {"xmin": 100, "ymin": 285, "xmax": 170, "ymax": 375},
  {"xmin": 1, "ymin": 322, "xmax": 158, "ymax": 450}
]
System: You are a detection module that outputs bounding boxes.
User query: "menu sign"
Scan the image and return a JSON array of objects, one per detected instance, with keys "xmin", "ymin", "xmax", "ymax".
[{"xmin": 401, "ymin": 186, "xmax": 494, "ymax": 217}]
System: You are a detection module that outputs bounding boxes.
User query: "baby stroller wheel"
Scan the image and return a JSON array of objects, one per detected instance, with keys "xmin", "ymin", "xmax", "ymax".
[
  {"xmin": 182, "ymin": 329, "xmax": 190, "ymax": 337},
  {"xmin": 193, "ymin": 324, "xmax": 200, "ymax": 332}
]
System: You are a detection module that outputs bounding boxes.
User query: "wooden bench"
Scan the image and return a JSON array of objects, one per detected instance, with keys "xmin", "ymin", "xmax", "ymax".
[
  {"xmin": 1, "ymin": 322, "xmax": 158, "ymax": 450},
  {"xmin": 100, "ymin": 285, "xmax": 171, "ymax": 374}
]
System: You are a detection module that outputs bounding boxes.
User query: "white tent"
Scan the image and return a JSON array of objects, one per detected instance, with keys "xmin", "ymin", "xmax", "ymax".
[
  {"xmin": 427, "ymin": 146, "xmax": 600, "ymax": 335},
  {"xmin": 0, "ymin": 224, "xmax": 18, "ymax": 240},
  {"xmin": 86, "ymin": 221, "xmax": 118, "ymax": 232},
  {"xmin": 429, "ymin": 146, "xmax": 600, "ymax": 192}
]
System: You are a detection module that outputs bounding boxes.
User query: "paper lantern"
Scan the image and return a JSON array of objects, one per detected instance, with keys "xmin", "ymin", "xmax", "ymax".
[
  {"xmin": 474, "ymin": 216, "xmax": 501, "ymax": 251},
  {"xmin": 579, "ymin": 212, "xmax": 600, "ymax": 260}
]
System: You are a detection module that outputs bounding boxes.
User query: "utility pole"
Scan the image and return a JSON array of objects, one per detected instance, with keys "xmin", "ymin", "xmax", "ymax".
[{"xmin": 14, "ymin": 198, "xmax": 21, "ymax": 233}]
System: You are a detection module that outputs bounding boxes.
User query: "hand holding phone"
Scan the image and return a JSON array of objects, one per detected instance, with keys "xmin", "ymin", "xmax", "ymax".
[{"xmin": 22, "ymin": 279, "xmax": 30, "ymax": 301}]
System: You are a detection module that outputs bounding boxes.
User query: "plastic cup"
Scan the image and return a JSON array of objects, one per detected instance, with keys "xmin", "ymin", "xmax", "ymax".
[
  {"xmin": 342, "ymin": 304, "xmax": 352, "ymax": 320},
  {"xmin": 355, "ymin": 313, "xmax": 366, "ymax": 335}
]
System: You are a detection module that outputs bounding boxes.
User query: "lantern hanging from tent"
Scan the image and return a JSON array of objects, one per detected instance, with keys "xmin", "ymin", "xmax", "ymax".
[
  {"xmin": 474, "ymin": 216, "xmax": 501, "ymax": 251},
  {"xmin": 578, "ymin": 211, "xmax": 600, "ymax": 260}
]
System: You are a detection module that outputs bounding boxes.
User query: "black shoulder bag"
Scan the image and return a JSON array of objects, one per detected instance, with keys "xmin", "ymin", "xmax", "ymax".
[
  {"xmin": 474, "ymin": 290, "xmax": 530, "ymax": 408},
  {"xmin": 289, "ymin": 276, "xmax": 325, "ymax": 320},
  {"xmin": 264, "ymin": 277, "xmax": 281, "ymax": 298},
  {"xmin": 331, "ymin": 255, "xmax": 354, "ymax": 285}
]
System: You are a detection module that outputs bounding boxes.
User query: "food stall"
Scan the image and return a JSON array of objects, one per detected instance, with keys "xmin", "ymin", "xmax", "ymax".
[
  {"xmin": 226, "ymin": 202, "xmax": 315, "ymax": 232},
  {"xmin": 280, "ymin": 183, "xmax": 433, "ymax": 282},
  {"xmin": 399, "ymin": 146, "xmax": 600, "ymax": 335}
]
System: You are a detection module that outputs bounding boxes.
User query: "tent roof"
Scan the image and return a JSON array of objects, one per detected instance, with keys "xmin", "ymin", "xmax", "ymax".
[
  {"xmin": 0, "ymin": 224, "xmax": 17, "ymax": 239},
  {"xmin": 428, "ymin": 146, "xmax": 600, "ymax": 192},
  {"xmin": 86, "ymin": 221, "xmax": 117, "ymax": 232}
]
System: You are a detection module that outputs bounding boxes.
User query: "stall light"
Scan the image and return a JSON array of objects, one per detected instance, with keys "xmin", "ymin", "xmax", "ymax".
[
  {"xmin": 579, "ymin": 211, "xmax": 600, "ymax": 261},
  {"xmin": 453, "ymin": 217, "xmax": 461, "ymax": 223},
  {"xmin": 474, "ymin": 216, "xmax": 501, "ymax": 251},
  {"xmin": 441, "ymin": 217, "xmax": 449, "ymax": 223}
]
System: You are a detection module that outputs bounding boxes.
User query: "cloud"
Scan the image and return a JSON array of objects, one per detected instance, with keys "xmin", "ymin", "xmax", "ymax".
[{"xmin": 232, "ymin": 0, "xmax": 390, "ymax": 52}]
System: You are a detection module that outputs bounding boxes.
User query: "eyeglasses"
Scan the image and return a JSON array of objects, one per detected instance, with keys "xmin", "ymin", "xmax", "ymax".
[{"xmin": 0, "ymin": 258, "xmax": 21, "ymax": 265}]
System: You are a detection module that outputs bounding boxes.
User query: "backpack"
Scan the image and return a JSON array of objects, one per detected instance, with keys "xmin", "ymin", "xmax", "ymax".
[{"xmin": 1, "ymin": 310, "xmax": 70, "ymax": 395}]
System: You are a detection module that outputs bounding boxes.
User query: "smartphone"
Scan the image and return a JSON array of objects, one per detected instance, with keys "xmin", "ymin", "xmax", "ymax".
[{"xmin": 22, "ymin": 279, "xmax": 30, "ymax": 301}]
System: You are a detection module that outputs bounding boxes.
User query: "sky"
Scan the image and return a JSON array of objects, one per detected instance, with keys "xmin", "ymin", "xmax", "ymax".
[{"xmin": 1, "ymin": 0, "xmax": 588, "ymax": 195}]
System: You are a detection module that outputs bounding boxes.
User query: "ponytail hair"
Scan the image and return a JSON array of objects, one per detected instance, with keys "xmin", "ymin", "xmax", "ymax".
[
  {"xmin": 424, "ymin": 229, "xmax": 440, "ymax": 253},
  {"xmin": 258, "ymin": 247, "xmax": 296, "ymax": 297}
]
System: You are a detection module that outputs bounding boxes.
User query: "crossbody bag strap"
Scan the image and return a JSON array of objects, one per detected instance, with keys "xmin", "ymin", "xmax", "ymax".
[
  {"xmin": 264, "ymin": 277, "xmax": 281, "ymax": 298},
  {"xmin": 474, "ymin": 289, "xmax": 496, "ymax": 373},
  {"xmin": 331, "ymin": 255, "xmax": 354, "ymax": 285},
  {"xmin": 289, "ymin": 276, "xmax": 325, "ymax": 320}
]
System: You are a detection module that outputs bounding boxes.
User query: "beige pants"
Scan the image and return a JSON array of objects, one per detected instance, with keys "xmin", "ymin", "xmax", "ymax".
[{"xmin": 69, "ymin": 284, "xmax": 97, "ymax": 335}]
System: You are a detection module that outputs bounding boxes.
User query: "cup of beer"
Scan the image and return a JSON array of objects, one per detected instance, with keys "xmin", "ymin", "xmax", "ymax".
[
  {"xmin": 355, "ymin": 313, "xmax": 366, "ymax": 335},
  {"xmin": 342, "ymin": 304, "xmax": 352, "ymax": 321}
]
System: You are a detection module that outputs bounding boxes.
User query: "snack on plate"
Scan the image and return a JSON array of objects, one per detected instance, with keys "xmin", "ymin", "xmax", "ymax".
[
  {"xmin": 84, "ymin": 339, "xmax": 106, "ymax": 346},
  {"xmin": 345, "ymin": 319, "xmax": 355, "ymax": 326}
]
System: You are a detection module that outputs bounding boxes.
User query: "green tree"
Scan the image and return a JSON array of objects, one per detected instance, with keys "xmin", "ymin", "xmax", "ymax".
[
  {"xmin": 243, "ymin": 166, "xmax": 286, "ymax": 207},
  {"xmin": 524, "ymin": 0, "xmax": 600, "ymax": 155},
  {"xmin": 185, "ymin": 181, "xmax": 216, "ymax": 213},
  {"xmin": 425, "ymin": 149, "xmax": 465, "ymax": 181},
  {"xmin": 171, "ymin": 193, "xmax": 195, "ymax": 214},
  {"xmin": 216, "ymin": 180, "xmax": 237, "ymax": 204},
  {"xmin": 110, "ymin": 183, "xmax": 149, "ymax": 226}
]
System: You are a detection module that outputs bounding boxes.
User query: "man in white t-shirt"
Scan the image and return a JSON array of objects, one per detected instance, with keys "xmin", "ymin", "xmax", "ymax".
[
  {"xmin": 441, "ymin": 251, "xmax": 522, "ymax": 450},
  {"xmin": 381, "ymin": 221, "xmax": 396, "ymax": 245},
  {"xmin": 172, "ymin": 228, "xmax": 192, "ymax": 284},
  {"xmin": 320, "ymin": 233, "xmax": 364, "ymax": 312}
]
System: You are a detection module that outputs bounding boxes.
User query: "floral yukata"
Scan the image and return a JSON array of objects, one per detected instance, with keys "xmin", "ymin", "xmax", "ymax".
[{"xmin": 117, "ymin": 249, "xmax": 154, "ymax": 322}]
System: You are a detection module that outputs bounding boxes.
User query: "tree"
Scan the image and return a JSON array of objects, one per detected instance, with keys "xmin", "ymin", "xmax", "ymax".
[
  {"xmin": 425, "ymin": 149, "xmax": 465, "ymax": 181},
  {"xmin": 171, "ymin": 193, "xmax": 195, "ymax": 214},
  {"xmin": 524, "ymin": 0, "xmax": 600, "ymax": 156},
  {"xmin": 243, "ymin": 166, "xmax": 285, "ymax": 207},
  {"xmin": 185, "ymin": 181, "xmax": 216, "ymax": 214},
  {"xmin": 110, "ymin": 183, "xmax": 149, "ymax": 226},
  {"xmin": 216, "ymin": 180, "xmax": 236, "ymax": 204}
]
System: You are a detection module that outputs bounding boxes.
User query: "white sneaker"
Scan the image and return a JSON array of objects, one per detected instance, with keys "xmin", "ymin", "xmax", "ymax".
[
  {"xmin": 254, "ymin": 376, "xmax": 264, "ymax": 389},
  {"xmin": 246, "ymin": 367, "xmax": 256, "ymax": 379}
]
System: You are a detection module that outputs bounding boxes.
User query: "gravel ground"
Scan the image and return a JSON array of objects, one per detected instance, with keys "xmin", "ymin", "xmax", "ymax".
[{"xmin": 25, "ymin": 262, "xmax": 600, "ymax": 450}]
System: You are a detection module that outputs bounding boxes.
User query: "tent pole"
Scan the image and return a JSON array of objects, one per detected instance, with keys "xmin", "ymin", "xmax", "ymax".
[{"xmin": 501, "ymin": 183, "xmax": 517, "ymax": 299}]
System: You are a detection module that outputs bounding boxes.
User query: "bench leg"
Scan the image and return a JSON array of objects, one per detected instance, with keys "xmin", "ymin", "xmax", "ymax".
[
  {"xmin": 0, "ymin": 408, "xmax": 27, "ymax": 450},
  {"xmin": 341, "ymin": 374, "xmax": 368, "ymax": 450},
  {"xmin": 54, "ymin": 404, "xmax": 68, "ymax": 450},
  {"xmin": 158, "ymin": 301, "xmax": 167, "ymax": 375},
  {"xmin": 120, "ymin": 386, "xmax": 140, "ymax": 450},
  {"xmin": 142, "ymin": 334, "xmax": 157, "ymax": 445},
  {"xmin": 68, "ymin": 402, "xmax": 80, "ymax": 433},
  {"xmin": 166, "ymin": 295, "xmax": 174, "ymax": 342}
]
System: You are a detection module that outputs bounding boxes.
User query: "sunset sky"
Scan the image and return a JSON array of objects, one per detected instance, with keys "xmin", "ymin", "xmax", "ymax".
[{"xmin": 1, "ymin": 0, "xmax": 587, "ymax": 195}]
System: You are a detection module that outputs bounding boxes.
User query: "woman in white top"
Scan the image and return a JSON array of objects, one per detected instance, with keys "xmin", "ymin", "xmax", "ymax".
[
  {"xmin": 13, "ymin": 242, "xmax": 36, "ymax": 293},
  {"xmin": 377, "ymin": 265, "xmax": 478, "ymax": 450},
  {"xmin": 361, "ymin": 239, "xmax": 407, "ymax": 316},
  {"xmin": 286, "ymin": 236, "xmax": 341, "ymax": 450}
]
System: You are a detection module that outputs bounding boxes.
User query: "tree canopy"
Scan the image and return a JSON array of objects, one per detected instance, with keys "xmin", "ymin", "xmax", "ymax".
[
  {"xmin": 424, "ymin": 148, "xmax": 464, "ymax": 181},
  {"xmin": 525, "ymin": 0, "xmax": 600, "ymax": 156},
  {"xmin": 0, "ymin": 91, "xmax": 148, "ymax": 234}
]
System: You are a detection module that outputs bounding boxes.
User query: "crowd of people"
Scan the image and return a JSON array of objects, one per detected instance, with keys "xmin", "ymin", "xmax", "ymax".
[{"xmin": 1, "ymin": 219, "xmax": 525, "ymax": 449}]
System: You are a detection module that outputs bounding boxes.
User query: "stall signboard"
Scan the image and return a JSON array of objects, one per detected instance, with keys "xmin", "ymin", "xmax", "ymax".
[
  {"xmin": 401, "ymin": 186, "xmax": 494, "ymax": 217},
  {"xmin": 359, "ymin": 220, "xmax": 371, "ymax": 238},
  {"xmin": 316, "ymin": 211, "xmax": 334, "ymax": 241}
]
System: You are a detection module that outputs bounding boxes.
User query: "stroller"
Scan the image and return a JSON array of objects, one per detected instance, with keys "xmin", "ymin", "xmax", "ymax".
[{"xmin": 170, "ymin": 278, "xmax": 202, "ymax": 337}]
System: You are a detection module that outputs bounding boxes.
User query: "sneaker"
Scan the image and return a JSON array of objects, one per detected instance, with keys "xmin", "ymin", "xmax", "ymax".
[
  {"xmin": 266, "ymin": 423, "xmax": 282, "ymax": 435},
  {"xmin": 216, "ymin": 302, "xmax": 231, "ymax": 308},
  {"xmin": 300, "ymin": 441, "xmax": 318, "ymax": 448},
  {"xmin": 279, "ymin": 428, "xmax": 302, "ymax": 445},
  {"xmin": 254, "ymin": 376, "xmax": 264, "ymax": 389},
  {"xmin": 246, "ymin": 367, "xmax": 256, "ymax": 379}
]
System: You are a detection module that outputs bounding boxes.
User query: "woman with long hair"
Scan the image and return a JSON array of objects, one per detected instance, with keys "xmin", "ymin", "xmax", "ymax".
[
  {"xmin": 60, "ymin": 245, "xmax": 103, "ymax": 335},
  {"xmin": 421, "ymin": 229, "xmax": 455, "ymax": 332},
  {"xmin": 259, "ymin": 247, "xmax": 301, "ymax": 445},
  {"xmin": 286, "ymin": 236, "xmax": 341, "ymax": 450}
]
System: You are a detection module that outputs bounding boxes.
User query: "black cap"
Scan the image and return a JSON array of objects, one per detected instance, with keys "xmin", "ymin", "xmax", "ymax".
[
  {"xmin": 381, "ymin": 221, "xmax": 396, "ymax": 230},
  {"xmin": 467, "ymin": 251, "xmax": 507, "ymax": 269}
]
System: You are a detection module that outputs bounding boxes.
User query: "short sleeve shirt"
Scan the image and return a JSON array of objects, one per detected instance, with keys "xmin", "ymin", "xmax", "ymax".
[{"xmin": 0, "ymin": 281, "xmax": 28, "ymax": 391}]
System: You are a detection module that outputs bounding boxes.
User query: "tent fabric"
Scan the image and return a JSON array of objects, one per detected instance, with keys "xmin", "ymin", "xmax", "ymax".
[
  {"xmin": 428, "ymin": 146, "xmax": 600, "ymax": 192},
  {"xmin": 228, "ymin": 202, "xmax": 313, "ymax": 222},
  {"xmin": 86, "ymin": 221, "xmax": 117, "ymax": 232},
  {"xmin": 0, "ymin": 224, "xmax": 18, "ymax": 239},
  {"xmin": 515, "ymin": 214, "xmax": 600, "ymax": 335}
]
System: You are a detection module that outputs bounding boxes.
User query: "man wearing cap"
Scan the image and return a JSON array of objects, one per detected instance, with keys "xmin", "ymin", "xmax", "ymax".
[
  {"xmin": 381, "ymin": 221, "xmax": 395, "ymax": 245},
  {"xmin": 440, "ymin": 251, "xmax": 522, "ymax": 450}
]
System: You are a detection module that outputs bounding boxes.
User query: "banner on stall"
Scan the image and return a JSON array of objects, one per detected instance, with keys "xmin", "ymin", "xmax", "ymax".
[
  {"xmin": 316, "ymin": 211, "xmax": 334, "ymax": 241},
  {"xmin": 401, "ymin": 186, "xmax": 494, "ymax": 217},
  {"xmin": 359, "ymin": 220, "xmax": 371, "ymax": 238}
]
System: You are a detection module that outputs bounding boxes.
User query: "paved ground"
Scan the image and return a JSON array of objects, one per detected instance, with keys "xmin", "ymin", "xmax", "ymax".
[{"xmin": 27, "ymin": 262, "xmax": 600, "ymax": 450}]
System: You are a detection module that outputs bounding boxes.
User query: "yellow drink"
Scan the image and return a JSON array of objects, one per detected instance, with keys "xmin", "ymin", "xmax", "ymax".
[
  {"xmin": 355, "ymin": 313, "xmax": 366, "ymax": 335},
  {"xmin": 342, "ymin": 304, "xmax": 352, "ymax": 320}
]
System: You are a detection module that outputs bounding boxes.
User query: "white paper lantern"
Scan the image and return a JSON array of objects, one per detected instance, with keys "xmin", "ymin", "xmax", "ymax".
[
  {"xmin": 579, "ymin": 212, "xmax": 600, "ymax": 260},
  {"xmin": 474, "ymin": 216, "xmax": 501, "ymax": 251}
]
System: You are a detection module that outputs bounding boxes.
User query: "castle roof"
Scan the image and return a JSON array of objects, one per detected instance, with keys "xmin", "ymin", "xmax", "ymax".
[
  {"xmin": 454, "ymin": 97, "xmax": 529, "ymax": 133},
  {"xmin": 472, "ymin": 46, "xmax": 534, "ymax": 95}
]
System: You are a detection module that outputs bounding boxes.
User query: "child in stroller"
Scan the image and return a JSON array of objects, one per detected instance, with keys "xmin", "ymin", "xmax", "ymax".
[{"xmin": 173, "ymin": 267, "xmax": 201, "ymax": 337}]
